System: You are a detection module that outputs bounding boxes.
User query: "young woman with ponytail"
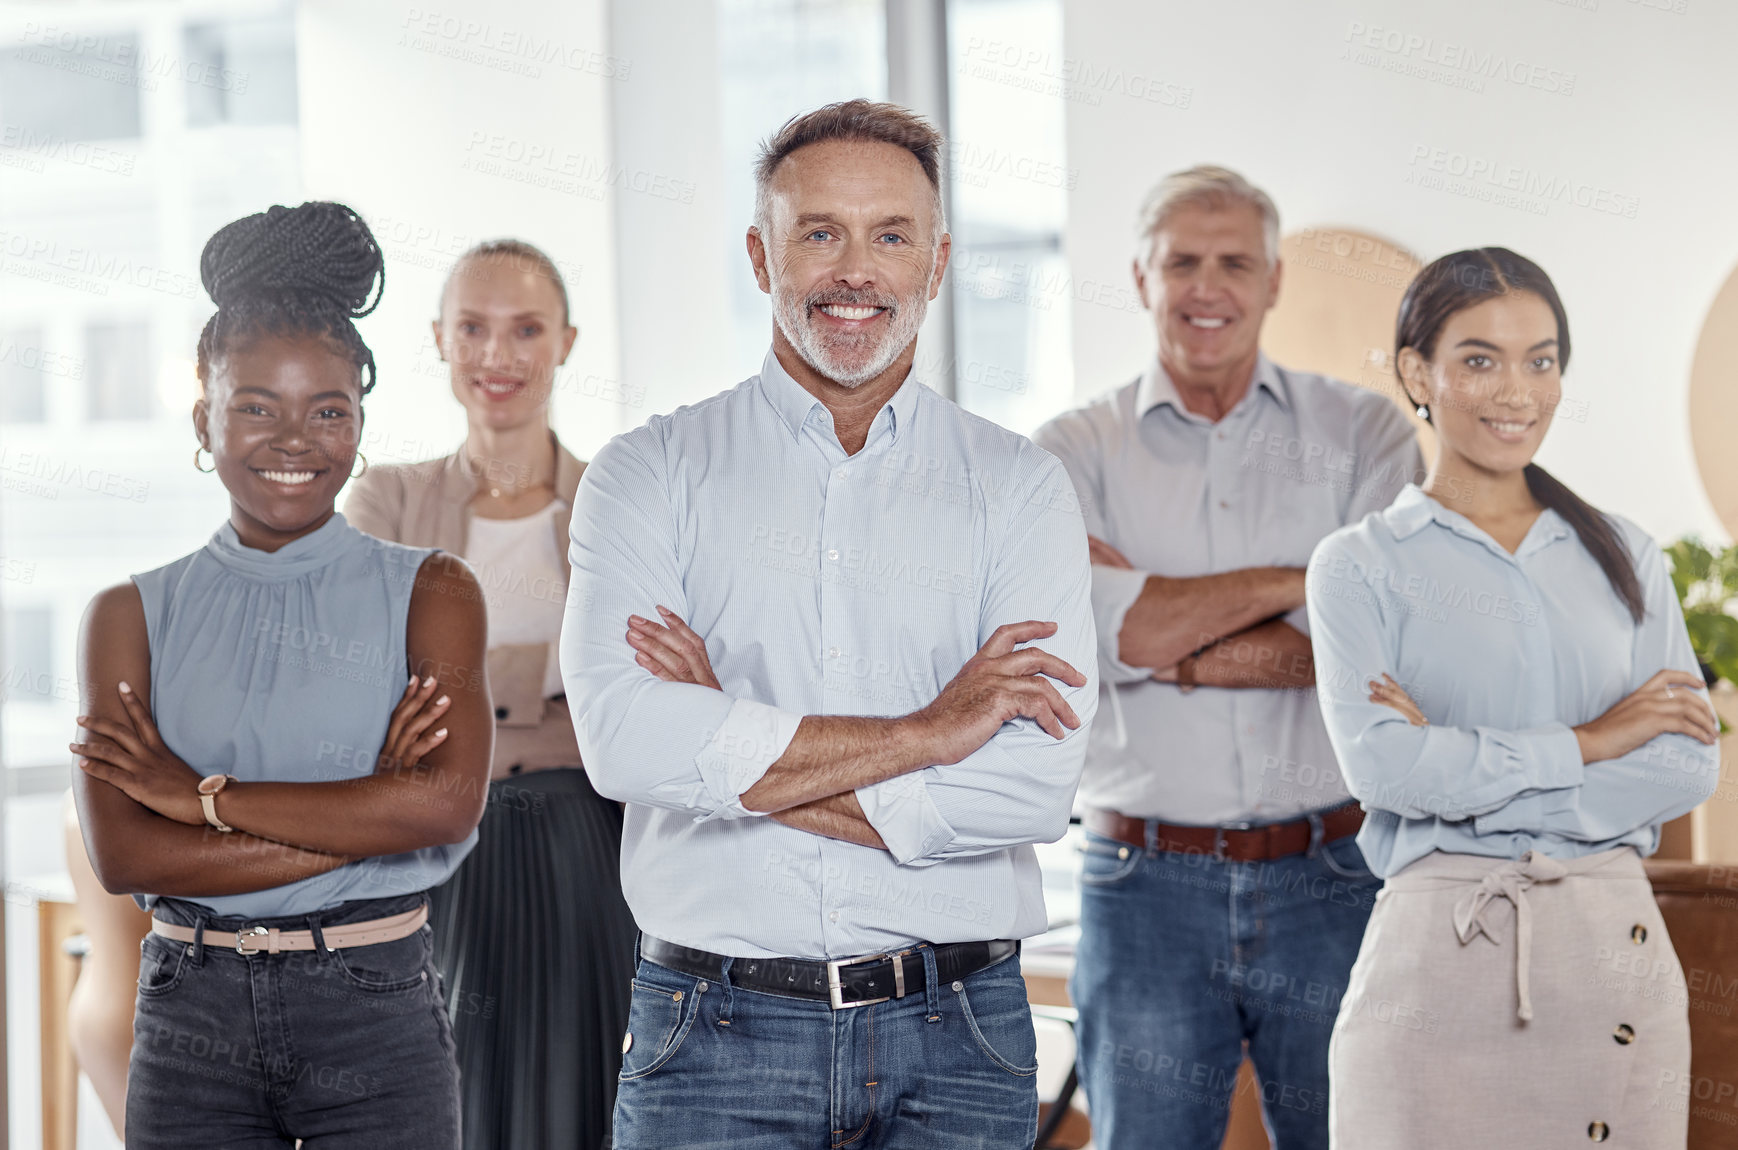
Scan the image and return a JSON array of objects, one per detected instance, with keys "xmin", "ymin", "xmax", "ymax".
[
  {"xmin": 69, "ymin": 201, "xmax": 491, "ymax": 1148},
  {"xmin": 1305, "ymin": 247, "xmax": 1720, "ymax": 1148}
]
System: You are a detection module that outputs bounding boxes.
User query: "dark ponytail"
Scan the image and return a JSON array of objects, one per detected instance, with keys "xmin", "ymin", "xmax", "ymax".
[
  {"xmin": 195, "ymin": 201, "xmax": 386, "ymax": 395},
  {"xmin": 1396, "ymin": 247, "xmax": 1644, "ymax": 623}
]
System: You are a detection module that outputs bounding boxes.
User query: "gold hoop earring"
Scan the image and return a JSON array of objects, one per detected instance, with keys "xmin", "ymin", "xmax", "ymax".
[
  {"xmin": 350, "ymin": 453, "xmax": 369, "ymax": 479},
  {"xmin": 194, "ymin": 447, "xmax": 216, "ymax": 473}
]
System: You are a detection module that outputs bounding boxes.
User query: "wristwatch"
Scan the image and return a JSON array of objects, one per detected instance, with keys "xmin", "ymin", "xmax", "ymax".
[
  {"xmin": 197, "ymin": 774, "xmax": 239, "ymax": 833},
  {"xmin": 1177, "ymin": 654, "xmax": 1199, "ymax": 694}
]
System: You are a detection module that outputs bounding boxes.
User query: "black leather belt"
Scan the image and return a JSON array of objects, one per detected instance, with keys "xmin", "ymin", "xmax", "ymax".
[{"xmin": 639, "ymin": 935, "xmax": 1019, "ymax": 1011}]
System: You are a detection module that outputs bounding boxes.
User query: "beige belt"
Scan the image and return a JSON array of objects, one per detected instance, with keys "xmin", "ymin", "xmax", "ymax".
[
  {"xmin": 1451, "ymin": 852, "xmax": 1569, "ymax": 1022},
  {"xmin": 151, "ymin": 904, "xmax": 428, "ymax": 956}
]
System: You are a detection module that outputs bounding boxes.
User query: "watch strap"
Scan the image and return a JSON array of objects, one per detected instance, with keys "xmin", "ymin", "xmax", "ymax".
[{"xmin": 199, "ymin": 779, "xmax": 236, "ymax": 833}]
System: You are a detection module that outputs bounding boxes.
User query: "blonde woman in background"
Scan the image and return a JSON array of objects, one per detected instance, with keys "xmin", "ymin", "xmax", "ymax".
[{"xmin": 346, "ymin": 240, "xmax": 635, "ymax": 1150}]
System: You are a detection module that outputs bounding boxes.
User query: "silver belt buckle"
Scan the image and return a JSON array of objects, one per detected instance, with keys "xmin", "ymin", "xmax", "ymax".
[
  {"xmin": 826, "ymin": 951, "xmax": 894, "ymax": 1011},
  {"xmin": 235, "ymin": 925, "xmax": 268, "ymax": 955}
]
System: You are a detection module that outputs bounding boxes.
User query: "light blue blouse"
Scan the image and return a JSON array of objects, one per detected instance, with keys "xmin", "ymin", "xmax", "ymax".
[
  {"xmin": 1306, "ymin": 484, "xmax": 1720, "ymax": 879},
  {"xmin": 131, "ymin": 512, "xmax": 477, "ymax": 918}
]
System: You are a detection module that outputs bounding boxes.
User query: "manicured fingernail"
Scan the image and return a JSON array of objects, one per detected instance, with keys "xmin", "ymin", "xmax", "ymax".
[
  {"xmin": 435, "ymin": 696, "xmax": 449, "ymax": 706},
  {"xmin": 409, "ymin": 674, "xmax": 419, "ymax": 689},
  {"xmin": 118, "ymin": 681, "xmax": 132, "ymax": 694},
  {"xmin": 433, "ymin": 728, "xmax": 447, "ymax": 738},
  {"xmin": 423, "ymin": 676, "xmax": 436, "ymax": 688},
  {"xmin": 628, "ymin": 615, "xmax": 647, "ymax": 626},
  {"xmin": 655, "ymin": 605, "xmax": 671, "ymax": 615}
]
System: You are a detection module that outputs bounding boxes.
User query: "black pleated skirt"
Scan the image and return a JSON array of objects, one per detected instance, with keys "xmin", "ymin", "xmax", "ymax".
[{"xmin": 428, "ymin": 768, "xmax": 636, "ymax": 1150}]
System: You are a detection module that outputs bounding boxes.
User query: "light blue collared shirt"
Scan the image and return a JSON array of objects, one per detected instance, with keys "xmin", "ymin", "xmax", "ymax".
[
  {"xmin": 1306, "ymin": 484, "xmax": 1719, "ymax": 879},
  {"xmin": 561, "ymin": 349, "xmax": 1097, "ymax": 959},
  {"xmin": 1033, "ymin": 355, "xmax": 1422, "ymax": 824}
]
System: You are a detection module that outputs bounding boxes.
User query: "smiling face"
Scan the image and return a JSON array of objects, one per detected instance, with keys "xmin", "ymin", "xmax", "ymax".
[
  {"xmin": 434, "ymin": 256, "xmax": 576, "ymax": 431},
  {"xmin": 1399, "ymin": 289, "xmax": 1562, "ymax": 477},
  {"xmin": 195, "ymin": 334, "xmax": 361, "ymax": 547},
  {"xmin": 1136, "ymin": 201, "xmax": 1281, "ymax": 387},
  {"xmin": 749, "ymin": 138, "xmax": 949, "ymax": 389}
]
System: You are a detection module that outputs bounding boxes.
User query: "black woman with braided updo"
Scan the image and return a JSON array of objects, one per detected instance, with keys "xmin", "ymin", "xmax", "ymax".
[{"xmin": 69, "ymin": 201, "xmax": 492, "ymax": 1148}]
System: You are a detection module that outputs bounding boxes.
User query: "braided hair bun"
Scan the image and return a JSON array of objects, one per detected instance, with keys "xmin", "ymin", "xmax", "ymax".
[{"xmin": 195, "ymin": 201, "xmax": 386, "ymax": 395}]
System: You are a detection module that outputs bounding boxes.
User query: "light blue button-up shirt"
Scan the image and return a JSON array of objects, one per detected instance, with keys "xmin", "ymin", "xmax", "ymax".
[
  {"xmin": 1306, "ymin": 484, "xmax": 1720, "ymax": 879},
  {"xmin": 1034, "ymin": 355, "xmax": 1422, "ymax": 824},
  {"xmin": 561, "ymin": 349, "xmax": 1097, "ymax": 959}
]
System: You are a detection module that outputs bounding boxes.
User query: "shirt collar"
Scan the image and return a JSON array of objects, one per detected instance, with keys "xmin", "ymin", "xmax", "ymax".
[
  {"xmin": 1384, "ymin": 483, "xmax": 1575, "ymax": 555},
  {"xmin": 755, "ymin": 346, "xmax": 922, "ymax": 447},
  {"xmin": 1135, "ymin": 352, "xmax": 1291, "ymax": 420}
]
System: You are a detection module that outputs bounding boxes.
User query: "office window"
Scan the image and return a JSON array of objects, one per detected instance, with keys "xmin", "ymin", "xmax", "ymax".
[
  {"xmin": 945, "ymin": 0, "xmax": 1073, "ymax": 433},
  {"xmin": 0, "ymin": 31, "xmax": 143, "ymax": 141},
  {"xmin": 2, "ymin": 606, "xmax": 54, "ymax": 705},
  {"xmin": 0, "ymin": 327, "xmax": 49, "ymax": 424},
  {"xmin": 184, "ymin": 13, "xmax": 299, "ymax": 128},
  {"xmin": 85, "ymin": 319, "xmax": 156, "ymax": 421}
]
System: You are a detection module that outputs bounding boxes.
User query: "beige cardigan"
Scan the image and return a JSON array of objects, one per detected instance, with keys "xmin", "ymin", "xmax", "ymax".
[{"xmin": 344, "ymin": 436, "xmax": 587, "ymax": 775}]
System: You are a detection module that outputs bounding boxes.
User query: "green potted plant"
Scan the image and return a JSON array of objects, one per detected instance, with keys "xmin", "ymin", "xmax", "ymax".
[{"xmin": 1663, "ymin": 537, "xmax": 1738, "ymax": 692}]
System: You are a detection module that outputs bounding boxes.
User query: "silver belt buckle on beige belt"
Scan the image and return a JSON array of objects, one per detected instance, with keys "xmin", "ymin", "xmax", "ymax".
[{"xmin": 235, "ymin": 925, "xmax": 268, "ymax": 955}]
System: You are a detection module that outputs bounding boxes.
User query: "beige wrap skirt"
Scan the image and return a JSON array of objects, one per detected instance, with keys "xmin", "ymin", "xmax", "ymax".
[{"xmin": 1329, "ymin": 847, "xmax": 1690, "ymax": 1148}]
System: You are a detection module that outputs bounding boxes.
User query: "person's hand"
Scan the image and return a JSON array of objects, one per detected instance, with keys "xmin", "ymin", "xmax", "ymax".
[
  {"xmin": 1368, "ymin": 673, "xmax": 1427, "ymax": 726},
  {"xmin": 72, "ymin": 682, "xmax": 205, "ymax": 824},
  {"xmin": 626, "ymin": 606, "xmax": 721, "ymax": 690},
  {"xmin": 376, "ymin": 674, "xmax": 453, "ymax": 775},
  {"xmin": 1573, "ymin": 669, "xmax": 1719, "ymax": 762},
  {"xmin": 912, "ymin": 621, "xmax": 1087, "ymax": 766},
  {"xmin": 1088, "ymin": 535, "xmax": 1134, "ymax": 570}
]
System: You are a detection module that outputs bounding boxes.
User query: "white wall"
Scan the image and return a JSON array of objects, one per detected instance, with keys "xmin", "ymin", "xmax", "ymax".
[
  {"xmin": 297, "ymin": 0, "xmax": 626, "ymax": 465},
  {"xmin": 1062, "ymin": 0, "xmax": 1733, "ymax": 544}
]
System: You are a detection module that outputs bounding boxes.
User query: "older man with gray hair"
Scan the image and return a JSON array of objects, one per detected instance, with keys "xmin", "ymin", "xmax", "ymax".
[{"xmin": 1033, "ymin": 166, "xmax": 1422, "ymax": 1150}]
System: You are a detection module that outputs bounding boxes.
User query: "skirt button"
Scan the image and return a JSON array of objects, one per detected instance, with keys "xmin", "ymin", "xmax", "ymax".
[
  {"xmin": 1588, "ymin": 1121, "xmax": 1610, "ymax": 1142},
  {"xmin": 1613, "ymin": 1024, "xmax": 1635, "ymax": 1045},
  {"xmin": 1630, "ymin": 924, "xmax": 1648, "ymax": 945}
]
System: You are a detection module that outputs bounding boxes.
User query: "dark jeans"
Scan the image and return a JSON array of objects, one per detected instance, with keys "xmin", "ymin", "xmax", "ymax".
[
  {"xmin": 1071, "ymin": 832, "xmax": 1380, "ymax": 1150},
  {"xmin": 126, "ymin": 892, "xmax": 460, "ymax": 1149},
  {"xmin": 613, "ymin": 945, "xmax": 1039, "ymax": 1149}
]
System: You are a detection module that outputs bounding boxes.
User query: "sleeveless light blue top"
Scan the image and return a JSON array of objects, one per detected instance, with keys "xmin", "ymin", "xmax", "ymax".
[{"xmin": 131, "ymin": 512, "xmax": 477, "ymax": 918}]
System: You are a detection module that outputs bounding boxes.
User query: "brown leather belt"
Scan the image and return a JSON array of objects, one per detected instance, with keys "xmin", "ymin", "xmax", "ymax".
[
  {"xmin": 1083, "ymin": 802, "xmax": 1364, "ymax": 862},
  {"xmin": 151, "ymin": 904, "xmax": 428, "ymax": 956}
]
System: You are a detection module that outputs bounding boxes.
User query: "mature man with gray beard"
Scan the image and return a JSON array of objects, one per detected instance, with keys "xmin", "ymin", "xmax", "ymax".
[{"xmin": 560, "ymin": 100, "xmax": 1098, "ymax": 1148}]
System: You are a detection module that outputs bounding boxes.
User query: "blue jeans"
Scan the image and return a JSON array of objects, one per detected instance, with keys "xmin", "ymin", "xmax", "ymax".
[
  {"xmin": 1071, "ymin": 832, "xmax": 1379, "ymax": 1150},
  {"xmin": 126, "ymin": 893, "xmax": 460, "ymax": 1149},
  {"xmin": 613, "ymin": 945, "xmax": 1039, "ymax": 1149}
]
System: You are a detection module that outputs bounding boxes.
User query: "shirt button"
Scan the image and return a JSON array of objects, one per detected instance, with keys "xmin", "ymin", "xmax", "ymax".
[
  {"xmin": 827, "ymin": 647, "xmax": 840, "ymax": 659},
  {"xmin": 1246, "ymin": 724, "xmax": 1256, "ymax": 734},
  {"xmin": 837, "ymin": 469, "xmax": 848, "ymax": 479},
  {"xmin": 1587, "ymin": 1121, "xmax": 1609, "ymax": 1142},
  {"xmin": 828, "ymin": 911, "xmax": 839, "ymax": 923},
  {"xmin": 1630, "ymin": 924, "xmax": 1648, "ymax": 945},
  {"xmin": 1612, "ymin": 1024, "xmax": 1635, "ymax": 1045},
  {"xmin": 826, "ymin": 549, "xmax": 840, "ymax": 562},
  {"xmin": 1219, "ymin": 500, "xmax": 1230, "ymax": 509}
]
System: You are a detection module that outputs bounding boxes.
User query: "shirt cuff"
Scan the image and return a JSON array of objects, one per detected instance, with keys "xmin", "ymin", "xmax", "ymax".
[
  {"xmin": 692, "ymin": 698, "xmax": 802, "ymax": 822},
  {"xmin": 1092, "ymin": 564, "xmax": 1154, "ymax": 685},
  {"xmin": 1523, "ymin": 724, "xmax": 1586, "ymax": 789},
  {"xmin": 856, "ymin": 771, "xmax": 955, "ymax": 865}
]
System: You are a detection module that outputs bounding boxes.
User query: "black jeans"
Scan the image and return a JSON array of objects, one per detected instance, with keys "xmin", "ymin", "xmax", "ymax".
[{"xmin": 126, "ymin": 892, "xmax": 460, "ymax": 1149}]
